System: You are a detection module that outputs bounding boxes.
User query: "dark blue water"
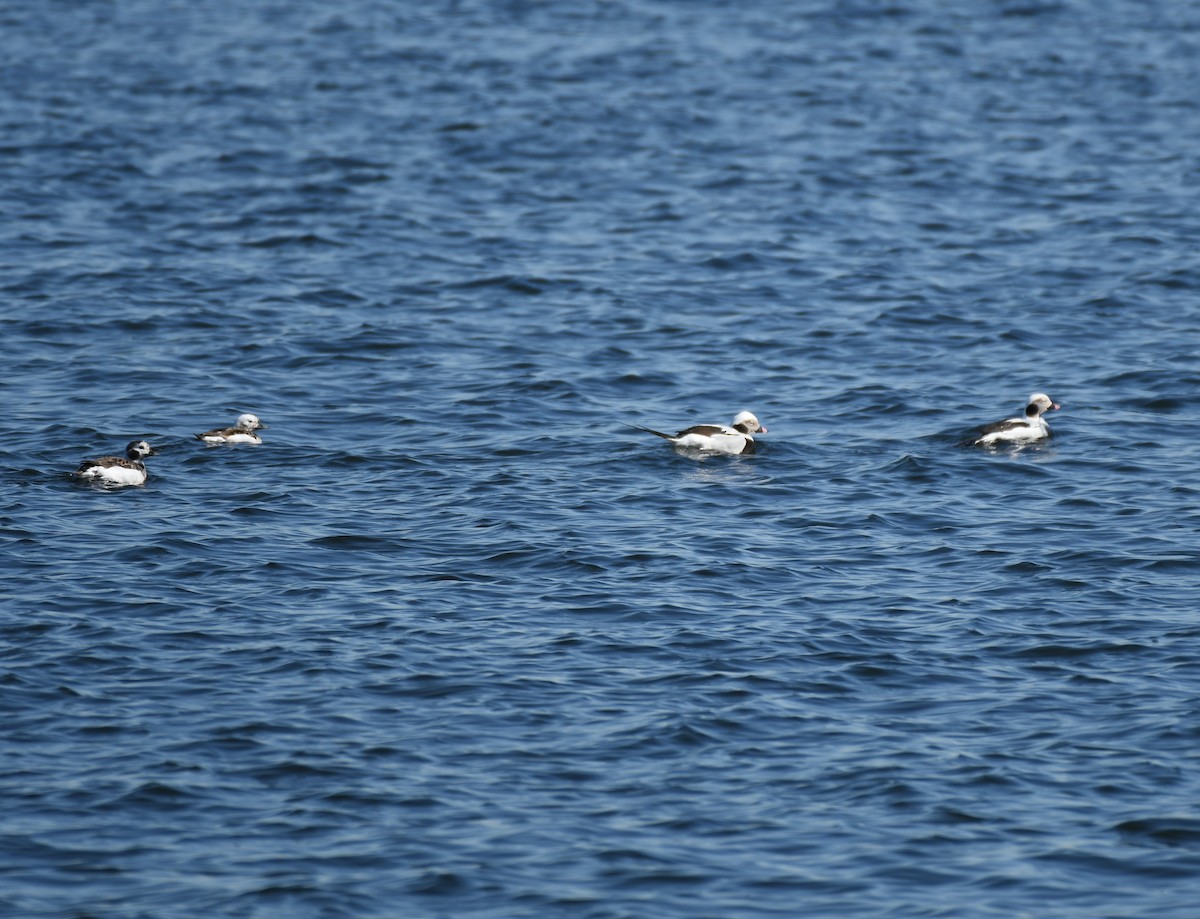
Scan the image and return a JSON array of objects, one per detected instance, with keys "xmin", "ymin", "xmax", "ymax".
[{"xmin": 4, "ymin": 1, "xmax": 1200, "ymax": 916}]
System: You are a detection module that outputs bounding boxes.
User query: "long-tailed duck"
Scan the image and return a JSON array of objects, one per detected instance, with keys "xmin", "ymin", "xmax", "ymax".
[
  {"xmin": 195, "ymin": 413, "xmax": 267, "ymax": 444},
  {"xmin": 75, "ymin": 440, "xmax": 158, "ymax": 486},
  {"xmin": 970, "ymin": 393, "xmax": 1060, "ymax": 446},
  {"xmin": 635, "ymin": 410, "xmax": 767, "ymax": 455}
]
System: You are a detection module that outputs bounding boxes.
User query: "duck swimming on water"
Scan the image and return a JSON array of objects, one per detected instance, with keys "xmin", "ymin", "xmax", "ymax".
[
  {"xmin": 195, "ymin": 413, "xmax": 267, "ymax": 444},
  {"xmin": 634, "ymin": 410, "xmax": 767, "ymax": 455},
  {"xmin": 969, "ymin": 393, "xmax": 1060, "ymax": 446},
  {"xmin": 75, "ymin": 440, "xmax": 158, "ymax": 486}
]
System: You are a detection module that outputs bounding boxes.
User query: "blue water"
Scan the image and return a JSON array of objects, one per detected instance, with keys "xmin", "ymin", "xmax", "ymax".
[{"xmin": 3, "ymin": 1, "xmax": 1200, "ymax": 916}]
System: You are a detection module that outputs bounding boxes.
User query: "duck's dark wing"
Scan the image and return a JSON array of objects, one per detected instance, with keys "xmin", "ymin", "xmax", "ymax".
[
  {"xmin": 675, "ymin": 424, "xmax": 729, "ymax": 438},
  {"xmin": 195, "ymin": 426, "xmax": 237, "ymax": 439},
  {"xmin": 76, "ymin": 455, "xmax": 128, "ymax": 473},
  {"xmin": 976, "ymin": 418, "xmax": 1030, "ymax": 437}
]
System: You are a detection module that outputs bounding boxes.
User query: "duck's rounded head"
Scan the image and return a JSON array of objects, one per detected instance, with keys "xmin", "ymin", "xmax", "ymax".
[
  {"xmin": 1025, "ymin": 394, "xmax": 1060, "ymax": 417},
  {"xmin": 732, "ymin": 411, "xmax": 767, "ymax": 434},
  {"xmin": 126, "ymin": 440, "xmax": 158, "ymax": 459},
  {"xmin": 236, "ymin": 413, "xmax": 266, "ymax": 431}
]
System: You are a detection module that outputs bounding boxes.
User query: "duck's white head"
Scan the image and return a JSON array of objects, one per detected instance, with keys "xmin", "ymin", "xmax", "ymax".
[
  {"xmin": 236, "ymin": 413, "xmax": 266, "ymax": 431},
  {"xmin": 126, "ymin": 440, "xmax": 158, "ymax": 459},
  {"xmin": 1025, "ymin": 394, "xmax": 1060, "ymax": 417},
  {"xmin": 732, "ymin": 411, "xmax": 767, "ymax": 434}
]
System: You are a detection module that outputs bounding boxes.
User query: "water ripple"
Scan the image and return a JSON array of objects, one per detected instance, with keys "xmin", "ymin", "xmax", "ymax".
[{"xmin": 4, "ymin": 1, "xmax": 1200, "ymax": 917}]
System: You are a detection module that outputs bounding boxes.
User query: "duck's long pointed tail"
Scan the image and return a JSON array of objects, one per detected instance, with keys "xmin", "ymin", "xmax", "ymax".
[{"xmin": 626, "ymin": 424, "xmax": 676, "ymax": 442}]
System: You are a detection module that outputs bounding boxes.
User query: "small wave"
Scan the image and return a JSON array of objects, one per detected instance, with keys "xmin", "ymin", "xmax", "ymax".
[
  {"xmin": 1116, "ymin": 818, "xmax": 1200, "ymax": 850},
  {"xmin": 241, "ymin": 233, "xmax": 347, "ymax": 248}
]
